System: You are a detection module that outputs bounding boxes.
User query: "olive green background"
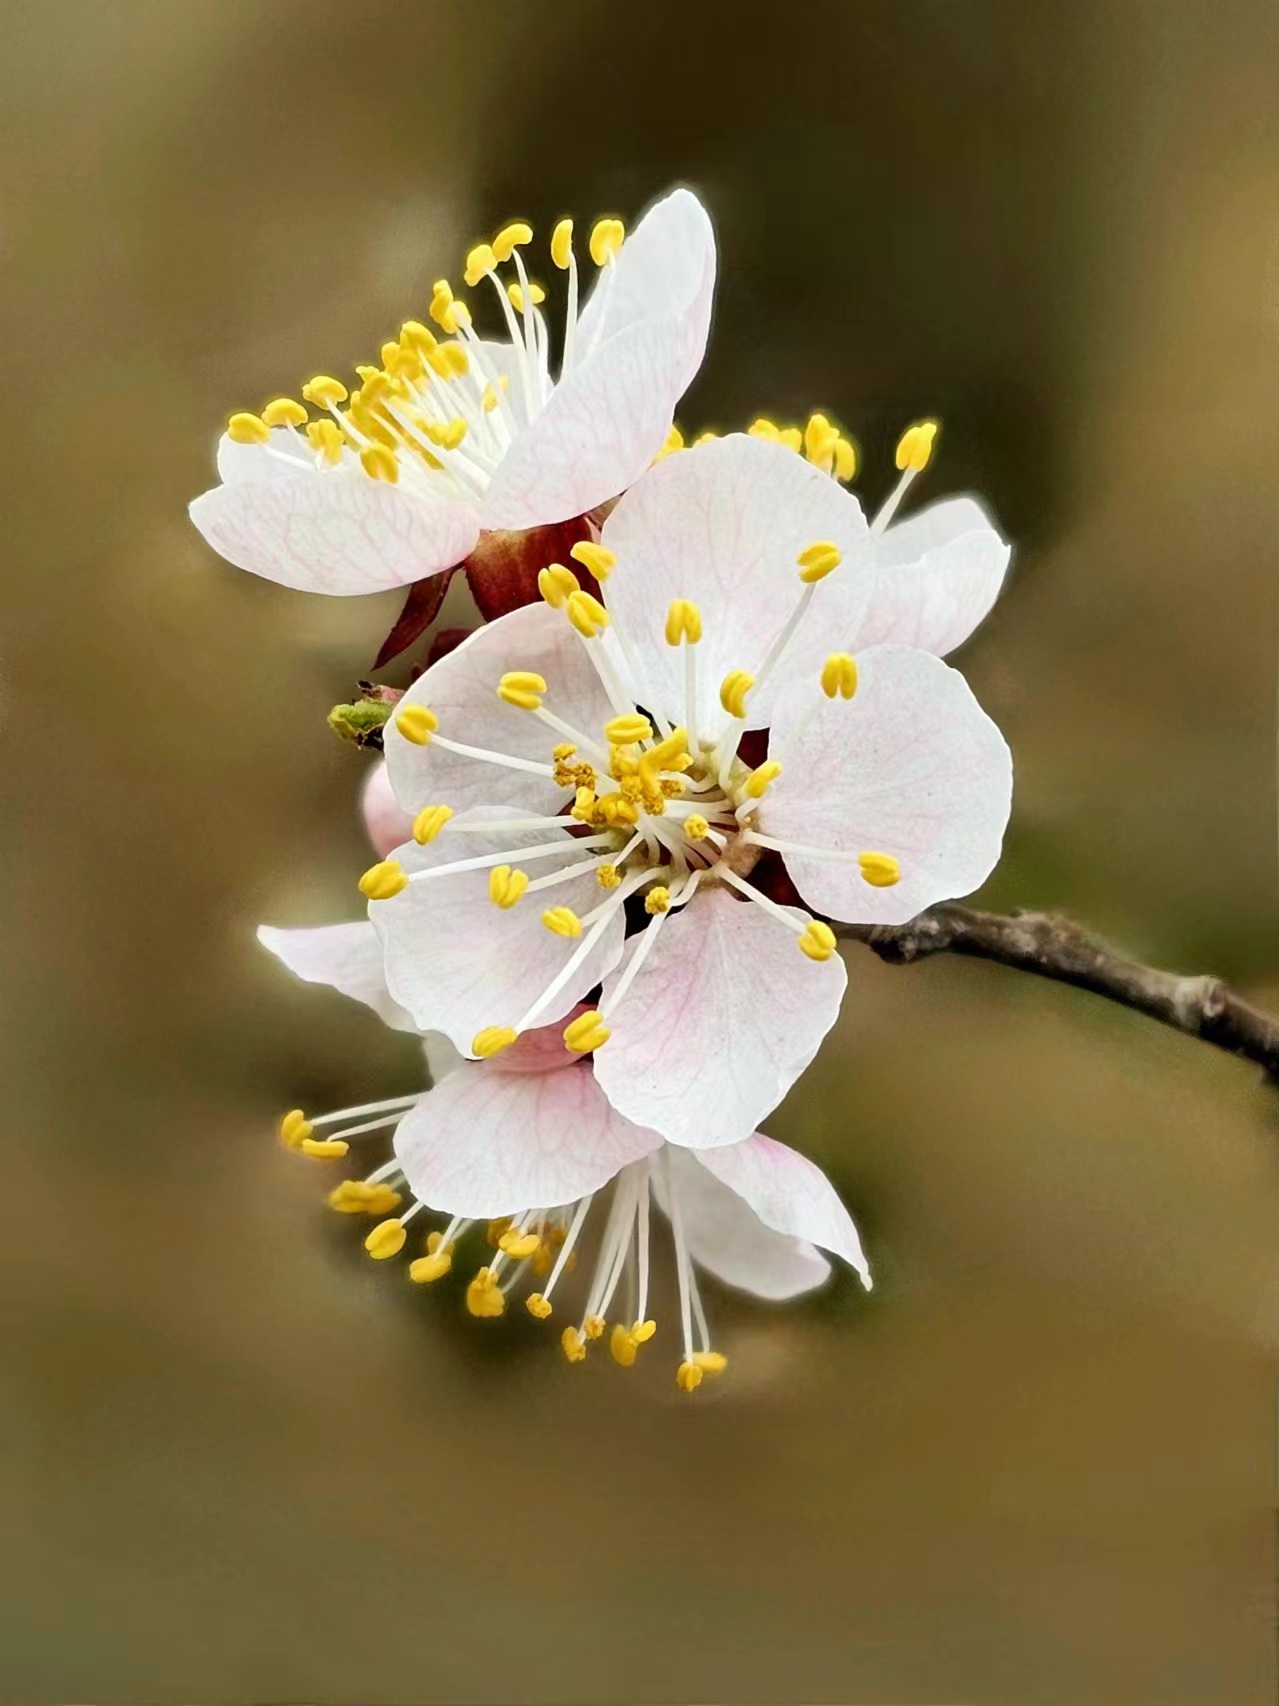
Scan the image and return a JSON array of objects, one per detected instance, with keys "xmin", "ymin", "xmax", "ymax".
[{"xmin": 3, "ymin": 2, "xmax": 1278, "ymax": 1702}]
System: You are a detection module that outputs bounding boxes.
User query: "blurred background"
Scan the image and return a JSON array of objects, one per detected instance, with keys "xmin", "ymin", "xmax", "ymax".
[{"xmin": 3, "ymin": 2, "xmax": 1278, "ymax": 1701}]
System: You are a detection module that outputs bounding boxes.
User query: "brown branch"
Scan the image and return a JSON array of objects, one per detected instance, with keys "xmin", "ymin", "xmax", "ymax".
[{"xmin": 833, "ymin": 905, "xmax": 1279, "ymax": 1077}]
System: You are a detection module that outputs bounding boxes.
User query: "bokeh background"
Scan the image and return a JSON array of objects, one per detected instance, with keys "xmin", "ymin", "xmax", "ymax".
[{"xmin": 3, "ymin": 2, "xmax": 1278, "ymax": 1702}]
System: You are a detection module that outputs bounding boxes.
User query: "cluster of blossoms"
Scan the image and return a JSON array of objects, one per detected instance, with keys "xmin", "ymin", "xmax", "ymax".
[{"xmin": 195, "ymin": 188, "xmax": 1014, "ymax": 1393}]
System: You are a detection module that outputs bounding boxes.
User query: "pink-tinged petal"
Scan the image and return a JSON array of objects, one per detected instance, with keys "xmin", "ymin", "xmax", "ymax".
[
  {"xmin": 764, "ymin": 645, "xmax": 1013, "ymax": 926},
  {"xmin": 693, "ymin": 1133, "xmax": 870, "ymax": 1288},
  {"xmin": 574, "ymin": 186, "xmax": 716, "ymax": 392},
  {"xmin": 593, "ymin": 886, "xmax": 847, "ymax": 1151},
  {"xmin": 479, "ymin": 318, "xmax": 694, "ymax": 532},
  {"xmin": 484, "ymin": 1009, "xmax": 596, "ymax": 1075},
  {"xmin": 600, "ymin": 435, "xmax": 872, "ymax": 738},
  {"xmin": 394, "ymin": 1059, "xmax": 661, "ymax": 1217},
  {"xmin": 189, "ymin": 469, "xmax": 480, "ymax": 595},
  {"xmin": 373, "ymin": 811, "xmax": 626, "ymax": 1054},
  {"xmin": 858, "ymin": 496, "xmax": 1011, "ymax": 655},
  {"xmin": 655, "ymin": 1146, "xmax": 830, "ymax": 1301},
  {"xmin": 256, "ymin": 921, "xmax": 416, "ymax": 1033},
  {"xmin": 361, "ymin": 761, "xmax": 414, "ymax": 859},
  {"xmin": 382, "ymin": 602, "xmax": 614, "ymax": 817}
]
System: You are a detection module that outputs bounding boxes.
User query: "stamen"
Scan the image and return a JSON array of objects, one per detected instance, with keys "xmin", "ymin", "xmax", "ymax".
[
  {"xmin": 743, "ymin": 832, "xmax": 902, "ymax": 888},
  {"xmin": 716, "ymin": 865, "xmax": 841, "ymax": 962},
  {"xmin": 570, "ymin": 540, "xmax": 616, "ymax": 581},
  {"xmin": 588, "ymin": 217, "xmax": 625, "ymax": 265},
  {"xmin": 262, "ymin": 397, "xmax": 307, "ymax": 429},
  {"xmin": 364, "ymin": 1218, "xmax": 408, "ymax": 1259},
  {"xmin": 394, "ymin": 705, "xmax": 439, "ymax": 746},
  {"xmin": 402, "ymin": 836, "xmax": 612, "ymax": 887},
  {"xmin": 873, "ymin": 419, "xmax": 939, "ymax": 535},
  {"xmin": 359, "ymin": 859, "xmax": 408, "ymax": 900},
  {"xmin": 719, "ymin": 669, "xmax": 754, "ymax": 720},
  {"xmin": 820, "ymin": 653, "xmax": 858, "ymax": 699},
  {"xmin": 563, "ymin": 1009, "xmax": 610, "ymax": 1054},
  {"xmin": 227, "ymin": 411, "xmax": 270, "ymax": 444},
  {"xmin": 565, "ymin": 590, "xmax": 609, "ymax": 638},
  {"xmin": 538, "ymin": 562, "xmax": 580, "ymax": 608},
  {"xmin": 412, "ymin": 804, "xmax": 454, "ymax": 844},
  {"xmin": 487, "ymin": 865, "xmax": 529, "ymax": 909}
]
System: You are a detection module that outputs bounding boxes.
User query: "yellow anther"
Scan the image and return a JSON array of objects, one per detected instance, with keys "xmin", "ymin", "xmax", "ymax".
[
  {"xmin": 589, "ymin": 217, "xmax": 625, "ymax": 266},
  {"xmin": 895, "ymin": 418, "xmax": 939, "ymax": 473},
  {"xmin": 664, "ymin": 598, "xmax": 703, "ymax": 646},
  {"xmin": 798, "ymin": 919, "xmax": 838, "ymax": 963},
  {"xmin": 570, "ymin": 785, "xmax": 597, "ymax": 822},
  {"xmin": 550, "ymin": 218, "xmax": 573, "ymax": 269},
  {"xmin": 561, "ymin": 1325, "xmax": 587, "ymax": 1363},
  {"xmin": 226, "ymin": 410, "xmax": 270, "ymax": 444},
  {"xmin": 506, "ymin": 282, "xmax": 546, "ymax": 313},
  {"xmin": 358, "ymin": 859, "xmax": 408, "ymax": 901},
  {"xmin": 428, "ymin": 279, "xmax": 469, "ymax": 334},
  {"xmin": 719, "ymin": 669, "xmax": 755, "ymax": 719},
  {"xmin": 570, "ymin": 540, "xmax": 617, "ymax": 581},
  {"xmin": 485, "ymin": 1217, "xmax": 512, "ymax": 1248},
  {"xmin": 748, "ymin": 417, "xmax": 781, "ymax": 441},
  {"xmin": 299, "ymin": 1137, "xmax": 350, "ymax": 1159},
  {"xmin": 778, "ymin": 426, "xmax": 803, "ymax": 452},
  {"xmin": 565, "ymin": 589, "xmax": 610, "ymax": 638},
  {"xmin": 661, "ymin": 777, "xmax": 686, "ymax": 799},
  {"xmin": 552, "ymin": 742, "xmax": 577, "ymax": 762},
  {"xmin": 583, "ymin": 1314, "xmax": 606, "ymax": 1341},
  {"xmin": 394, "ymin": 703, "xmax": 439, "ymax": 746},
  {"xmin": 537, "ymin": 562, "xmax": 580, "ymax": 609},
  {"xmin": 278, "ymin": 1108, "xmax": 313, "ymax": 1150},
  {"xmin": 603, "ymin": 712, "xmax": 652, "ymax": 745},
  {"xmin": 692, "ymin": 430, "xmax": 719, "ymax": 446},
  {"xmin": 261, "ymin": 397, "xmax": 307, "ymax": 430},
  {"xmin": 820, "ymin": 652, "xmax": 858, "ymax": 699},
  {"xmin": 745, "ymin": 759, "xmax": 782, "ymax": 799},
  {"xmin": 412, "ymin": 804, "xmax": 454, "ymax": 845},
  {"xmin": 644, "ymin": 886, "xmax": 671, "ymax": 915},
  {"xmin": 676, "ymin": 1360, "xmax": 704, "ymax": 1393},
  {"xmin": 301, "ymin": 375, "xmax": 348, "ymax": 409},
  {"xmin": 306, "ymin": 419, "xmax": 345, "ymax": 464},
  {"xmin": 472, "ymin": 1026, "xmax": 518, "ymax": 1058},
  {"xmin": 497, "ymin": 669, "xmax": 547, "ymax": 711},
  {"xmin": 803, "ymin": 411, "xmax": 839, "ymax": 471},
  {"xmin": 526, "ymin": 1292, "xmax": 553, "ymax": 1320},
  {"xmin": 596, "ymin": 792, "xmax": 639, "ymax": 827},
  {"xmin": 326, "ymin": 1180, "xmax": 403, "ymax": 1216},
  {"xmin": 488, "ymin": 865, "xmax": 529, "ymax": 910},
  {"xmin": 638, "ymin": 725, "xmax": 689, "ymax": 792},
  {"xmin": 542, "ymin": 906, "xmax": 583, "ymax": 939},
  {"xmin": 466, "ymin": 1266, "xmax": 506, "ymax": 1318},
  {"xmin": 833, "ymin": 435, "xmax": 857, "ymax": 482},
  {"xmin": 563, "ymin": 1009, "xmax": 610, "ymax": 1054},
  {"xmin": 610, "ymin": 1324, "xmax": 639, "ymax": 1368},
  {"xmin": 632, "ymin": 1319, "xmax": 657, "ymax": 1343},
  {"xmin": 408, "ymin": 1250, "xmax": 452, "ymax": 1283},
  {"xmin": 595, "ymin": 864, "xmax": 619, "ymax": 890},
  {"xmin": 796, "ymin": 540, "xmax": 842, "ymax": 583},
  {"xmin": 499, "ymin": 1229, "xmax": 541, "ymax": 1260},
  {"xmin": 858, "ymin": 851, "xmax": 902, "ymax": 888},
  {"xmin": 360, "ymin": 444, "xmax": 399, "ymax": 484},
  {"xmin": 400, "ymin": 320, "xmax": 437, "ymax": 354},
  {"xmin": 683, "ymin": 814, "xmax": 710, "ymax": 841},
  {"xmin": 654, "ymin": 424, "xmax": 685, "ymax": 461},
  {"xmin": 692, "ymin": 1350, "xmax": 728, "ymax": 1374},
  {"xmin": 463, "ymin": 242, "xmax": 497, "ymax": 287},
  {"xmin": 441, "ymin": 342, "xmax": 469, "ymax": 378},
  {"xmin": 364, "ymin": 1218, "xmax": 407, "ymax": 1260},
  {"xmin": 493, "ymin": 219, "xmax": 534, "ymax": 262}
]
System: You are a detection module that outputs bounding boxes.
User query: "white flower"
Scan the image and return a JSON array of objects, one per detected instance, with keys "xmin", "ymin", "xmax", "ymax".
[
  {"xmin": 367, "ymin": 428, "xmax": 1014, "ymax": 1154},
  {"xmin": 257, "ymin": 921, "xmax": 868, "ymax": 1390},
  {"xmin": 189, "ymin": 190, "xmax": 715, "ymax": 595}
]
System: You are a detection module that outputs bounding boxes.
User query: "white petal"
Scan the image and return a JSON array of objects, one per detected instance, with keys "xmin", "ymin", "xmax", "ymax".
[
  {"xmin": 382, "ymin": 602, "xmax": 615, "ymax": 817},
  {"xmin": 215, "ymin": 427, "xmax": 313, "ymax": 486},
  {"xmin": 373, "ymin": 811, "xmax": 627, "ymax": 1053},
  {"xmin": 479, "ymin": 319, "xmax": 695, "ymax": 531},
  {"xmin": 574, "ymin": 186, "xmax": 716, "ymax": 391},
  {"xmin": 394, "ymin": 1059, "xmax": 661, "ymax": 1217},
  {"xmin": 599, "ymin": 435, "xmax": 871, "ymax": 740},
  {"xmin": 593, "ymin": 886, "xmax": 847, "ymax": 1151},
  {"xmin": 693, "ymin": 1133, "xmax": 870, "ymax": 1288},
  {"xmin": 256, "ymin": 921, "xmax": 417, "ymax": 1033},
  {"xmin": 764, "ymin": 645, "xmax": 1013, "ymax": 926},
  {"xmin": 857, "ymin": 496, "xmax": 1011, "ymax": 655},
  {"xmin": 361, "ymin": 760, "xmax": 414, "ymax": 858},
  {"xmin": 189, "ymin": 467, "xmax": 479, "ymax": 595},
  {"xmin": 656, "ymin": 1145, "xmax": 830, "ymax": 1301}
]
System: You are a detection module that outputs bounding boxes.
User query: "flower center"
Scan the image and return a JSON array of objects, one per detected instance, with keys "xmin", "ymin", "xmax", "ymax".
[{"xmin": 221, "ymin": 214, "xmax": 628, "ymax": 500}]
